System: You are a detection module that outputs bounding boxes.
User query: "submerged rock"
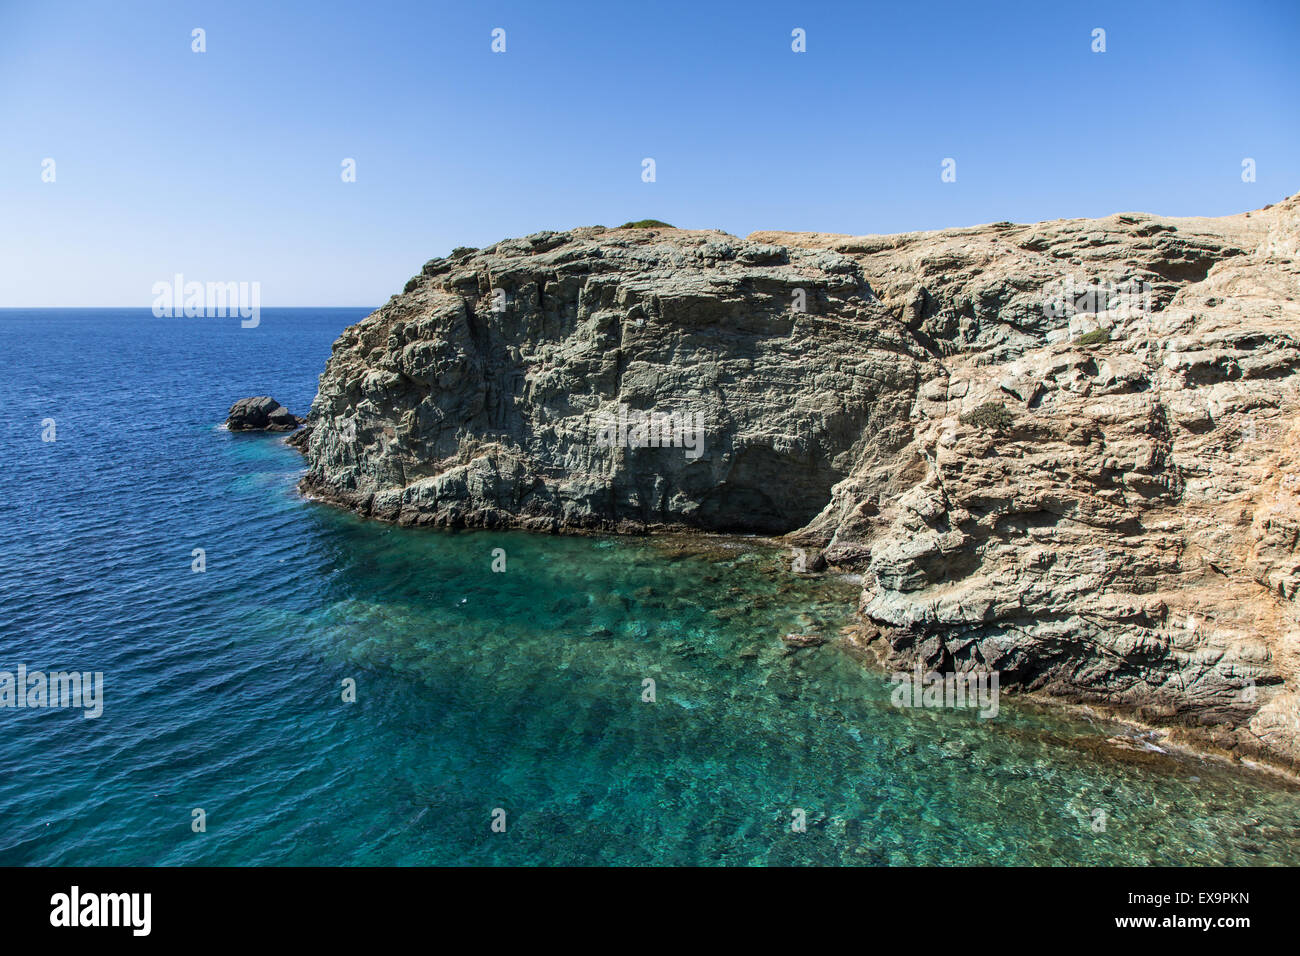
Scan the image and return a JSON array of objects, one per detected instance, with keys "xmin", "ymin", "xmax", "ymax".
[
  {"xmin": 294, "ymin": 195, "xmax": 1300, "ymax": 769},
  {"xmin": 782, "ymin": 632, "xmax": 828, "ymax": 649},
  {"xmin": 226, "ymin": 396, "xmax": 305, "ymax": 432}
]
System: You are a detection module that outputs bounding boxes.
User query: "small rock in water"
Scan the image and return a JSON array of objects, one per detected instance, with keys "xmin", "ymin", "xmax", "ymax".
[
  {"xmin": 782, "ymin": 632, "xmax": 827, "ymax": 648},
  {"xmin": 226, "ymin": 396, "xmax": 305, "ymax": 432}
]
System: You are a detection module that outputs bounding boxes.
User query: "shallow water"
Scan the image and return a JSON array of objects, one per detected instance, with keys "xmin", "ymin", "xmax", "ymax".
[{"xmin": 1, "ymin": 308, "xmax": 1298, "ymax": 866}]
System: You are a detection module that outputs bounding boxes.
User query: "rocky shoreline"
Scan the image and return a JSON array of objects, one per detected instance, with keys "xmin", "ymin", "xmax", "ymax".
[{"xmin": 278, "ymin": 196, "xmax": 1300, "ymax": 771}]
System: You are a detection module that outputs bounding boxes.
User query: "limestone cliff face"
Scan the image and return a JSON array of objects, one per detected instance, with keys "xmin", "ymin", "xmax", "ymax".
[{"xmin": 300, "ymin": 196, "xmax": 1300, "ymax": 767}]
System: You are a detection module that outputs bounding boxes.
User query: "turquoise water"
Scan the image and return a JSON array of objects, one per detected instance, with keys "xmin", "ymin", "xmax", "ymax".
[{"xmin": 2, "ymin": 308, "xmax": 1299, "ymax": 866}]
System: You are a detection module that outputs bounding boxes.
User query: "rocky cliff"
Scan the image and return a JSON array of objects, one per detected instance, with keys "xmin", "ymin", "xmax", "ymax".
[{"xmin": 298, "ymin": 194, "xmax": 1300, "ymax": 768}]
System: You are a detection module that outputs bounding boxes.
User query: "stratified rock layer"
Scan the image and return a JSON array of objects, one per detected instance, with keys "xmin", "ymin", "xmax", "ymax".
[{"xmin": 300, "ymin": 198, "xmax": 1300, "ymax": 767}]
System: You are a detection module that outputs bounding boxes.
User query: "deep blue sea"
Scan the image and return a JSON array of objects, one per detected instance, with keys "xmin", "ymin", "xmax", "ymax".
[{"xmin": 2, "ymin": 308, "xmax": 1299, "ymax": 866}]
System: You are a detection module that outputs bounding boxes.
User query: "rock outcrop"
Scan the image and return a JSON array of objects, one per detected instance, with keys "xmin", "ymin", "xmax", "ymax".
[
  {"xmin": 226, "ymin": 396, "xmax": 305, "ymax": 432},
  {"xmin": 299, "ymin": 227, "xmax": 940, "ymax": 533},
  {"xmin": 296, "ymin": 198, "xmax": 1300, "ymax": 768}
]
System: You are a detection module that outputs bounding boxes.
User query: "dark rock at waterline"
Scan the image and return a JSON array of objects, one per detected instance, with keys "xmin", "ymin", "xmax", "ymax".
[
  {"xmin": 286, "ymin": 424, "xmax": 313, "ymax": 450},
  {"xmin": 226, "ymin": 396, "xmax": 305, "ymax": 433}
]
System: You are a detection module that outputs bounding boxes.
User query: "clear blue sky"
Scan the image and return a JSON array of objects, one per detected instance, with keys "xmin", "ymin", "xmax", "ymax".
[{"xmin": 2, "ymin": 0, "xmax": 1296, "ymax": 306}]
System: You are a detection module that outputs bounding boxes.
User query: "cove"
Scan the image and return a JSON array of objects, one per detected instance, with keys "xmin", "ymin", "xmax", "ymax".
[{"xmin": 2, "ymin": 308, "xmax": 1298, "ymax": 867}]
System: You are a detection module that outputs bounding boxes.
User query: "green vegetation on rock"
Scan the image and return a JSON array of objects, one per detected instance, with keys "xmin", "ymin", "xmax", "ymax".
[
  {"xmin": 959, "ymin": 402, "xmax": 1016, "ymax": 431},
  {"xmin": 1075, "ymin": 328, "xmax": 1112, "ymax": 346}
]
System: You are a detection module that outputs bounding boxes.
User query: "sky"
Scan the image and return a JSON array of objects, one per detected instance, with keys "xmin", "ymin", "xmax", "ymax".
[{"xmin": 1, "ymin": 0, "xmax": 1297, "ymax": 307}]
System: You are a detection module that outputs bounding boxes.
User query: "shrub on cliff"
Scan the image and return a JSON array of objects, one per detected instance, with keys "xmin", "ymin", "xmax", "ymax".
[
  {"xmin": 959, "ymin": 402, "xmax": 1016, "ymax": 432},
  {"xmin": 619, "ymin": 219, "xmax": 675, "ymax": 229},
  {"xmin": 1075, "ymin": 328, "xmax": 1111, "ymax": 346}
]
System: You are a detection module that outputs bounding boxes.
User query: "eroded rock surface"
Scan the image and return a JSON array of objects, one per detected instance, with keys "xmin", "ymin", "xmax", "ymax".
[
  {"xmin": 300, "ymin": 227, "xmax": 940, "ymax": 533},
  {"xmin": 299, "ymin": 199, "xmax": 1300, "ymax": 767}
]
